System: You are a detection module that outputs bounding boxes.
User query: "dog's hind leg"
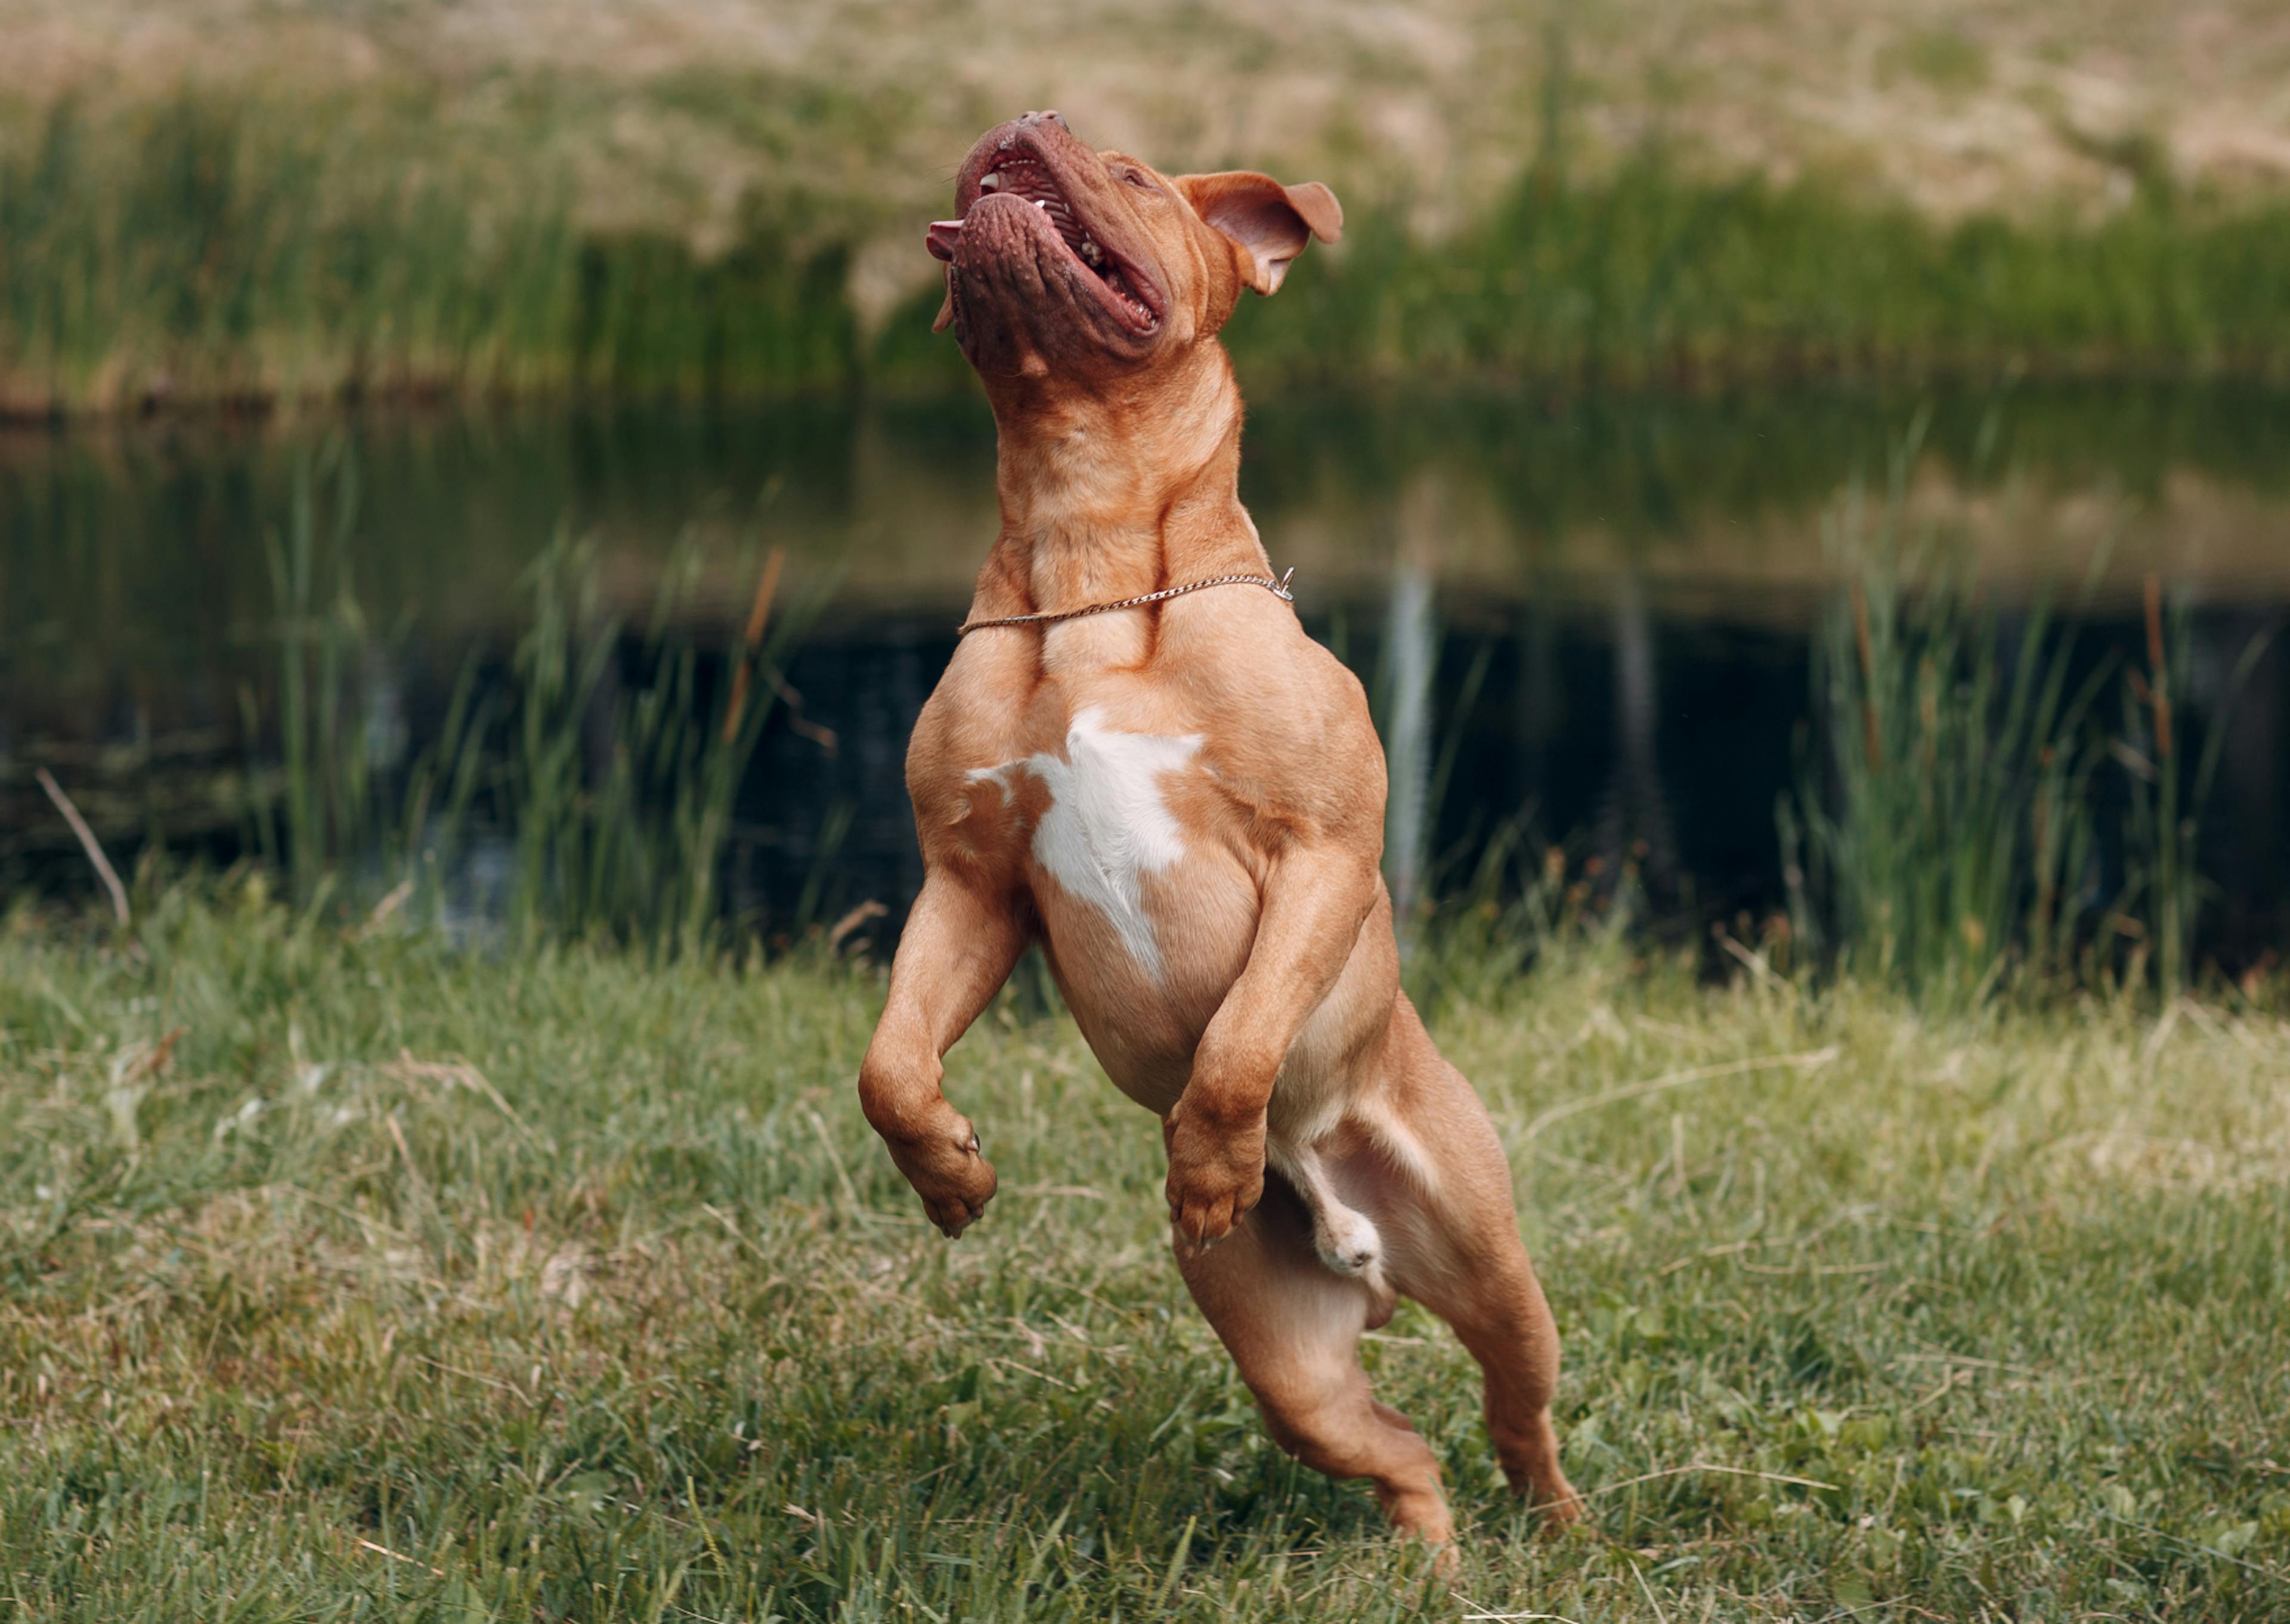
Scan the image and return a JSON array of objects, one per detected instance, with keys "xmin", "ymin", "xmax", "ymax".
[
  {"xmin": 1172, "ymin": 1170, "xmax": 1452, "ymax": 1543},
  {"xmin": 1364, "ymin": 1017, "xmax": 1582, "ymax": 1525}
]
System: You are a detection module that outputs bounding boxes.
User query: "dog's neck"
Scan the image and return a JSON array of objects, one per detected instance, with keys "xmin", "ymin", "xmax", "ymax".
[{"xmin": 982, "ymin": 342, "xmax": 1268, "ymax": 662}]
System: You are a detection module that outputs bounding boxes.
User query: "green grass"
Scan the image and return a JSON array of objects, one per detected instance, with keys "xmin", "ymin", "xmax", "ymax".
[{"xmin": 4, "ymin": 891, "xmax": 2286, "ymax": 1620}]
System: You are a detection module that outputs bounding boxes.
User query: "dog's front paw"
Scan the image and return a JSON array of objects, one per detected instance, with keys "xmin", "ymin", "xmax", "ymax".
[
  {"xmin": 1162, "ymin": 1104, "xmax": 1266, "ymax": 1247},
  {"xmin": 883, "ymin": 1104, "xmax": 998, "ymax": 1238}
]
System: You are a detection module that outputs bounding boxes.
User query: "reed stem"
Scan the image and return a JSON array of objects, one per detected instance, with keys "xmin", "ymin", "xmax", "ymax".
[{"xmin": 35, "ymin": 768, "xmax": 131, "ymax": 925}]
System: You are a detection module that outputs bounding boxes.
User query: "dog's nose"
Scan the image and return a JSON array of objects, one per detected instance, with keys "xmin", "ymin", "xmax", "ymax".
[{"xmin": 1022, "ymin": 109, "xmax": 1070, "ymax": 133}]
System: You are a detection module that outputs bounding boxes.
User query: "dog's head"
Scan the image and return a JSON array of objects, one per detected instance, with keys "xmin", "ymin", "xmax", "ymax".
[{"xmin": 926, "ymin": 111, "xmax": 1342, "ymax": 381}]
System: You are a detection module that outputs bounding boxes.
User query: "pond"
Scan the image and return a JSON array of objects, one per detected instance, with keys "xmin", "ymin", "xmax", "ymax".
[{"xmin": 5, "ymin": 383, "xmax": 2289, "ymax": 967}]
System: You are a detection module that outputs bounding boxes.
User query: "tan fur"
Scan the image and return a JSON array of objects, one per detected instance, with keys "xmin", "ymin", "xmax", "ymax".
[{"xmin": 859, "ymin": 110, "xmax": 1582, "ymax": 1545}]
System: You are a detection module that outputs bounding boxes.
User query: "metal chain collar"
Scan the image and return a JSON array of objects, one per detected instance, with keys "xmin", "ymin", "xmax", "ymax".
[{"xmin": 955, "ymin": 566, "xmax": 1296, "ymax": 636}]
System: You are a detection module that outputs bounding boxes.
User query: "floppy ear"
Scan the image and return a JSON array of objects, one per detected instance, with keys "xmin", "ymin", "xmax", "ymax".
[{"xmin": 1172, "ymin": 172, "xmax": 1343, "ymax": 295}]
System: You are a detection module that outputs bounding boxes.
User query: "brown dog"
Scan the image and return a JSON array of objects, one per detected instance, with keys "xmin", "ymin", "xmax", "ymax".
[{"xmin": 858, "ymin": 109, "xmax": 1580, "ymax": 1545}]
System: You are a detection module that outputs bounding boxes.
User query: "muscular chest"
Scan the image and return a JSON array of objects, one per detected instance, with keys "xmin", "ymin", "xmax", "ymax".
[{"xmin": 952, "ymin": 703, "xmax": 1232, "ymax": 977}]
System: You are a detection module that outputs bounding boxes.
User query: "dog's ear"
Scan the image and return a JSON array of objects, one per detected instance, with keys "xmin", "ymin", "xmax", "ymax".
[{"xmin": 1172, "ymin": 172, "xmax": 1342, "ymax": 295}]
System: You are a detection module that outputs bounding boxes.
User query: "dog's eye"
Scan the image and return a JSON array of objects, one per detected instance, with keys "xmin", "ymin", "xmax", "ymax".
[{"xmin": 1123, "ymin": 169, "xmax": 1156, "ymax": 191}]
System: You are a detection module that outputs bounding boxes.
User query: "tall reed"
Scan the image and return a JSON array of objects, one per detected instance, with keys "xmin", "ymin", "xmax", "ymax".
[
  {"xmin": 1784, "ymin": 435, "xmax": 2112, "ymax": 1005},
  {"xmin": 2108, "ymin": 577, "xmax": 2272, "ymax": 998},
  {"xmin": 252, "ymin": 452, "xmax": 817, "ymax": 951},
  {"xmin": 253, "ymin": 438, "xmax": 431, "ymax": 906},
  {"xmin": 478, "ymin": 531, "xmax": 812, "ymax": 949},
  {"xmin": 0, "ymin": 95, "xmax": 855, "ymax": 415},
  {"xmin": 1784, "ymin": 437, "xmax": 2282, "ymax": 1002}
]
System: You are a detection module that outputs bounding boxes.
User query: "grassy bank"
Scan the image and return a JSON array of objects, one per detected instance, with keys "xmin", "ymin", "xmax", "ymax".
[
  {"xmin": 2, "ymin": 893, "xmax": 2285, "ymax": 1620},
  {"xmin": 1225, "ymin": 161, "xmax": 2290, "ymax": 394},
  {"xmin": 7, "ymin": 92, "xmax": 2290, "ymax": 417}
]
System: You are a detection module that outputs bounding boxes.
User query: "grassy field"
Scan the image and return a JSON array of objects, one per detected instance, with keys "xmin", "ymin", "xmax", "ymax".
[{"xmin": 3, "ymin": 891, "xmax": 2286, "ymax": 1620}]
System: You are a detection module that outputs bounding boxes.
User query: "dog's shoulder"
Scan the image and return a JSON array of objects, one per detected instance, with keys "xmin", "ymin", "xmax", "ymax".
[
  {"xmin": 1166, "ymin": 593, "xmax": 1370, "ymax": 734},
  {"xmin": 1162, "ymin": 599, "xmax": 1384, "ymax": 841},
  {"xmin": 906, "ymin": 645, "xmax": 1029, "ymax": 800}
]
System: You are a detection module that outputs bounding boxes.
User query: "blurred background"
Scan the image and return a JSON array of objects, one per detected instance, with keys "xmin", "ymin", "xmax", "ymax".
[{"xmin": 5, "ymin": 0, "xmax": 2289, "ymax": 989}]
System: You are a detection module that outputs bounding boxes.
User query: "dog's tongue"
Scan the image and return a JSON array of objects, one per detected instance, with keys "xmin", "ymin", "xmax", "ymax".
[{"xmin": 926, "ymin": 219, "xmax": 963, "ymax": 262}]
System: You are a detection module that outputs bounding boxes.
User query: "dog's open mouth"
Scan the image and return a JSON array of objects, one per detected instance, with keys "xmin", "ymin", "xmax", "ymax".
[{"xmin": 928, "ymin": 150, "xmax": 1162, "ymax": 336}]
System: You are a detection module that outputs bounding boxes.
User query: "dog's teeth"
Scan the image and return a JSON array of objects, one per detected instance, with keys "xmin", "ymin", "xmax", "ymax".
[
  {"xmin": 1033, "ymin": 199, "xmax": 1049, "ymax": 210},
  {"xmin": 978, "ymin": 172, "xmax": 1000, "ymax": 191}
]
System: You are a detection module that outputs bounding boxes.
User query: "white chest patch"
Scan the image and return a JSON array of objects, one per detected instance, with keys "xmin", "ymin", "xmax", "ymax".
[{"xmin": 968, "ymin": 706, "xmax": 1202, "ymax": 980}]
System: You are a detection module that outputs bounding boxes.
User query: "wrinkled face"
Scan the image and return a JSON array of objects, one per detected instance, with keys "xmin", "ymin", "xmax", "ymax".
[{"xmin": 927, "ymin": 111, "xmax": 1341, "ymax": 382}]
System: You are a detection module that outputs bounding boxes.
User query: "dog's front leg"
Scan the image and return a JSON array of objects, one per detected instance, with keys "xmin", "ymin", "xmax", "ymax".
[
  {"xmin": 1164, "ymin": 847, "xmax": 1379, "ymax": 1245},
  {"xmin": 858, "ymin": 871, "xmax": 1029, "ymax": 1236}
]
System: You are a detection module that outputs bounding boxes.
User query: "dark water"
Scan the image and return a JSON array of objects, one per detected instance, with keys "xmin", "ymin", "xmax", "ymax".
[{"xmin": 6, "ymin": 383, "xmax": 2290, "ymax": 962}]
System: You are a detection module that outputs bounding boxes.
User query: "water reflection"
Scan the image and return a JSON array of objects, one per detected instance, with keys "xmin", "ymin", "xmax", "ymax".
[
  {"xmin": 1382, "ymin": 560, "xmax": 1435, "ymax": 931},
  {"xmin": 1602, "ymin": 576, "xmax": 1677, "ymax": 898},
  {"xmin": 4, "ymin": 385, "xmax": 2288, "ymax": 960}
]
